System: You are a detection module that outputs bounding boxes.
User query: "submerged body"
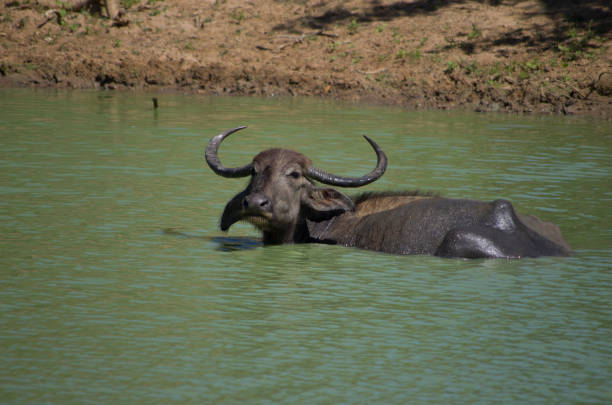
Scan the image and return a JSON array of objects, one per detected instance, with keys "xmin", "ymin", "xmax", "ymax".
[
  {"xmin": 206, "ymin": 126, "xmax": 571, "ymax": 259},
  {"xmin": 307, "ymin": 192, "xmax": 571, "ymax": 258}
]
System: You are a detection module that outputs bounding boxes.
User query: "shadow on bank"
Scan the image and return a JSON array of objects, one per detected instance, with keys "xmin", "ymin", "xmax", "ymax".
[{"xmin": 274, "ymin": 0, "xmax": 610, "ymax": 53}]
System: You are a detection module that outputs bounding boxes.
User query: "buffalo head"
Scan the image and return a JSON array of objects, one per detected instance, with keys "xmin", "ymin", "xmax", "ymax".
[{"xmin": 205, "ymin": 126, "xmax": 387, "ymax": 244}]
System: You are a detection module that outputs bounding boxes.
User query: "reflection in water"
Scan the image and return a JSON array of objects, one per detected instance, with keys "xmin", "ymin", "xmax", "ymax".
[
  {"xmin": 210, "ymin": 236, "xmax": 262, "ymax": 251},
  {"xmin": 162, "ymin": 229, "xmax": 261, "ymax": 251},
  {"xmin": 1, "ymin": 89, "xmax": 611, "ymax": 404}
]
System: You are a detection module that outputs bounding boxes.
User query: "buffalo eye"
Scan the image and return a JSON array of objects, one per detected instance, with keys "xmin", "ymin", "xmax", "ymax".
[{"xmin": 287, "ymin": 170, "xmax": 301, "ymax": 179}]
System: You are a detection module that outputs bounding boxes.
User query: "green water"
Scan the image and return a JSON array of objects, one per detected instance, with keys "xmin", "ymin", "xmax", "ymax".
[{"xmin": 1, "ymin": 89, "xmax": 611, "ymax": 403}]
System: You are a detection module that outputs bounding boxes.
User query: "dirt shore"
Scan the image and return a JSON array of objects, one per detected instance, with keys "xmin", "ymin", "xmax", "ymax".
[{"xmin": 1, "ymin": 0, "xmax": 611, "ymax": 116}]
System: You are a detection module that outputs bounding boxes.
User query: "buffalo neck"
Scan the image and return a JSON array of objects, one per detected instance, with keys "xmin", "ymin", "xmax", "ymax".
[{"xmin": 262, "ymin": 218, "xmax": 311, "ymax": 245}]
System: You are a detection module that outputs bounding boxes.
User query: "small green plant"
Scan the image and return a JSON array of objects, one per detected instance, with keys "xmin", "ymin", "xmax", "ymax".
[
  {"xmin": 122, "ymin": 0, "xmax": 140, "ymax": 8},
  {"xmin": 464, "ymin": 61, "xmax": 479, "ymax": 75},
  {"xmin": 375, "ymin": 72, "xmax": 390, "ymax": 84},
  {"xmin": 444, "ymin": 61, "xmax": 458, "ymax": 74},
  {"xmin": 113, "ymin": 39, "xmax": 121, "ymax": 48},
  {"xmin": 219, "ymin": 44, "xmax": 228, "ymax": 56},
  {"xmin": 395, "ymin": 49, "xmax": 408, "ymax": 60},
  {"xmin": 376, "ymin": 23, "xmax": 386, "ymax": 33},
  {"xmin": 58, "ymin": 10, "xmax": 67, "ymax": 25},
  {"xmin": 409, "ymin": 49, "xmax": 421, "ymax": 61},
  {"xmin": 200, "ymin": 17, "xmax": 212, "ymax": 29},
  {"xmin": 230, "ymin": 9, "xmax": 245, "ymax": 23},
  {"xmin": 24, "ymin": 63, "xmax": 39, "ymax": 71},
  {"xmin": 444, "ymin": 36, "xmax": 457, "ymax": 49},
  {"xmin": 17, "ymin": 17, "xmax": 27, "ymax": 29},
  {"xmin": 503, "ymin": 61, "xmax": 518, "ymax": 74},
  {"xmin": 524, "ymin": 60, "xmax": 541, "ymax": 71},
  {"xmin": 348, "ymin": 18, "xmax": 359, "ymax": 34},
  {"xmin": 486, "ymin": 79, "xmax": 502, "ymax": 87},
  {"xmin": 468, "ymin": 24, "xmax": 482, "ymax": 40},
  {"xmin": 518, "ymin": 69, "xmax": 531, "ymax": 80},
  {"xmin": 488, "ymin": 63, "xmax": 503, "ymax": 76},
  {"xmin": 394, "ymin": 48, "xmax": 421, "ymax": 63},
  {"xmin": 391, "ymin": 27, "xmax": 404, "ymax": 44}
]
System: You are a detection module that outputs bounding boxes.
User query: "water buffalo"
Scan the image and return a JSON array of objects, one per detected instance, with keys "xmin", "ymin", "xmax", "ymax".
[{"xmin": 205, "ymin": 126, "xmax": 571, "ymax": 258}]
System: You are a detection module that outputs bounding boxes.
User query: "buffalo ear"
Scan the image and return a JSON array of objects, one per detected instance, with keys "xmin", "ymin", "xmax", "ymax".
[
  {"xmin": 220, "ymin": 190, "xmax": 247, "ymax": 231},
  {"xmin": 302, "ymin": 187, "xmax": 355, "ymax": 222}
]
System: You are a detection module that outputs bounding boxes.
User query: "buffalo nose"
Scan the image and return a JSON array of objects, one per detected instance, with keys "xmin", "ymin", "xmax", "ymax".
[{"xmin": 243, "ymin": 194, "xmax": 271, "ymax": 211}]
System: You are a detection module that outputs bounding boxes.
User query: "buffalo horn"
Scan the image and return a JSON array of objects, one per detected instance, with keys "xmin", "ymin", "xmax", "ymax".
[
  {"xmin": 306, "ymin": 135, "xmax": 387, "ymax": 187},
  {"xmin": 205, "ymin": 126, "xmax": 253, "ymax": 178}
]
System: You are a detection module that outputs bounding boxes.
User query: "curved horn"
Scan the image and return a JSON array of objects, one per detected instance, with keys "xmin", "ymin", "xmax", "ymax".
[
  {"xmin": 205, "ymin": 126, "xmax": 253, "ymax": 178},
  {"xmin": 306, "ymin": 135, "xmax": 387, "ymax": 187}
]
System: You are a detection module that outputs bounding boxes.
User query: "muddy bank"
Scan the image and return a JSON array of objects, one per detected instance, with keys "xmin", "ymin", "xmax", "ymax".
[{"xmin": 1, "ymin": 0, "xmax": 610, "ymax": 116}]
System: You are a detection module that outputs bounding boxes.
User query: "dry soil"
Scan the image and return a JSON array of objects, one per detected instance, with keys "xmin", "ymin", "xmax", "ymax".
[{"xmin": 1, "ymin": 0, "xmax": 611, "ymax": 116}]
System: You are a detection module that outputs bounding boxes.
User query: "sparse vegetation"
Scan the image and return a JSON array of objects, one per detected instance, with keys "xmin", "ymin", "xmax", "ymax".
[{"xmin": 557, "ymin": 24, "xmax": 602, "ymax": 62}]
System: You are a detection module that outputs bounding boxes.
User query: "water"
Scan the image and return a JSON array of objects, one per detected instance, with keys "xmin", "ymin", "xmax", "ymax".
[{"xmin": 1, "ymin": 89, "xmax": 611, "ymax": 403}]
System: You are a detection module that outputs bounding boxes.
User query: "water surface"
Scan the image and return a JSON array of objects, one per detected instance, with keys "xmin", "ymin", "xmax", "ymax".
[{"xmin": 1, "ymin": 89, "xmax": 611, "ymax": 403}]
